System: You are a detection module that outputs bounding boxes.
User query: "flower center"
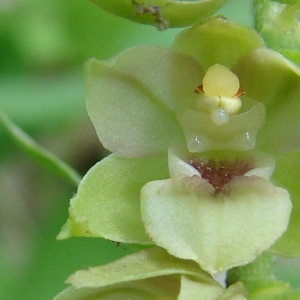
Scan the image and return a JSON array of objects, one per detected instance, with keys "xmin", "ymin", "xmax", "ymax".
[
  {"xmin": 194, "ymin": 64, "xmax": 244, "ymax": 126},
  {"xmin": 190, "ymin": 158, "xmax": 253, "ymax": 193}
]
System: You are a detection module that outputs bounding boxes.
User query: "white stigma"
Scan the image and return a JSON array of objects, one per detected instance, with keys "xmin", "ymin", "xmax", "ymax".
[{"xmin": 211, "ymin": 108, "xmax": 229, "ymax": 126}]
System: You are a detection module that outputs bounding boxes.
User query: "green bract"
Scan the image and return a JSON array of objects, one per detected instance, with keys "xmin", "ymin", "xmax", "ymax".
[
  {"xmin": 59, "ymin": 17, "xmax": 300, "ymax": 274},
  {"xmin": 89, "ymin": 0, "xmax": 227, "ymax": 29},
  {"xmin": 53, "ymin": 247, "xmax": 248, "ymax": 300}
]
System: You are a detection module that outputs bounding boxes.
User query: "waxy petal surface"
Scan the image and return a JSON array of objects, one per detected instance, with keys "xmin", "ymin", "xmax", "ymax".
[
  {"xmin": 58, "ymin": 154, "xmax": 169, "ymax": 244},
  {"xmin": 141, "ymin": 175, "xmax": 292, "ymax": 273},
  {"xmin": 86, "ymin": 46, "xmax": 203, "ymax": 157}
]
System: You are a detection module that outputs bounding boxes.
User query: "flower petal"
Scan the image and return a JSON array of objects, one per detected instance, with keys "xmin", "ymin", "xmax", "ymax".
[
  {"xmin": 270, "ymin": 149, "xmax": 300, "ymax": 257},
  {"xmin": 172, "ymin": 16, "xmax": 265, "ymax": 70},
  {"xmin": 141, "ymin": 175, "xmax": 292, "ymax": 273},
  {"xmin": 85, "ymin": 46, "xmax": 203, "ymax": 157},
  {"xmin": 57, "ymin": 154, "xmax": 169, "ymax": 244},
  {"xmin": 233, "ymin": 48, "xmax": 300, "ymax": 154}
]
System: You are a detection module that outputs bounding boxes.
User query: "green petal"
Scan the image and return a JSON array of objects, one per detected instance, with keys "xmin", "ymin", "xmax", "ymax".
[
  {"xmin": 172, "ymin": 16, "xmax": 265, "ymax": 71},
  {"xmin": 270, "ymin": 149, "xmax": 300, "ymax": 257},
  {"xmin": 57, "ymin": 154, "xmax": 169, "ymax": 244},
  {"xmin": 54, "ymin": 247, "xmax": 215, "ymax": 300},
  {"xmin": 233, "ymin": 48, "xmax": 300, "ymax": 154},
  {"xmin": 90, "ymin": 0, "xmax": 226, "ymax": 29},
  {"xmin": 85, "ymin": 46, "xmax": 202, "ymax": 157},
  {"xmin": 141, "ymin": 175, "xmax": 291, "ymax": 273}
]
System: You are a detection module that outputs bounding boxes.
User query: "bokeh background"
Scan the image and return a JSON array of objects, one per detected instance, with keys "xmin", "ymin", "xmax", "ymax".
[{"xmin": 0, "ymin": 0, "xmax": 298, "ymax": 299}]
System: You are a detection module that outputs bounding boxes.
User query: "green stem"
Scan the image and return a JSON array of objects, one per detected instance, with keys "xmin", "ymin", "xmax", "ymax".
[
  {"xmin": 0, "ymin": 109, "xmax": 81, "ymax": 187},
  {"xmin": 227, "ymin": 252, "xmax": 275, "ymax": 290}
]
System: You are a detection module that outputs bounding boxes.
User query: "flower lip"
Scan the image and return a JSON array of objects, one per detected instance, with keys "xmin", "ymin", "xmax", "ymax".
[
  {"xmin": 190, "ymin": 158, "xmax": 254, "ymax": 193},
  {"xmin": 168, "ymin": 145, "xmax": 276, "ymax": 193}
]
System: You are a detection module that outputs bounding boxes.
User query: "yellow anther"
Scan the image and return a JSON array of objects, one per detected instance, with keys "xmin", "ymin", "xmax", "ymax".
[
  {"xmin": 195, "ymin": 64, "xmax": 243, "ymax": 126},
  {"xmin": 202, "ymin": 64, "xmax": 240, "ymax": 97}
]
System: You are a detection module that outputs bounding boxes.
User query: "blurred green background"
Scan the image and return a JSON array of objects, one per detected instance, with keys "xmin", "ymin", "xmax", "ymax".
[{"xmin": 0, "ymin": 0, "xmax": 298, "ymax": 299}]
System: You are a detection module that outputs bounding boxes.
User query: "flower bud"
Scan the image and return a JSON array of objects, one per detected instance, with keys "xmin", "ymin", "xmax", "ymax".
[{"xmin": 90, "ymin": 0, "xmax": 226, "ymax": 29}]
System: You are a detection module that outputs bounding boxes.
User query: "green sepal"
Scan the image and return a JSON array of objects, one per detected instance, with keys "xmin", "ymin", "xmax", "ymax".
[
  {"xmin": 172, "ymin": 16, "xmax": 265, "ymax": 71},
  {"xmin": 57, "ymin": 154, "xmax": 169, "ymax": 244},
  {"xmin": 270, "ymin": 149, "xmax": 300, "ymax": 257},
  {"xmin": 89, "ymin": 0, "xmax": 227, "ymax": 30},
  {"xmin": 233, "ymin": 48, "xmax": 300, "ymax": 154},
  {"xmin": 85, "ymin": 46, "xmax": 202, "ymax": 158},
  {"xmin": 53, "ymin": 247, "xmax": 216, "ymax": 300}
]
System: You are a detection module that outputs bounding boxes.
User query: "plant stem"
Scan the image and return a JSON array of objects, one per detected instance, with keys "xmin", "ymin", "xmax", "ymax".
[{"xmin": 0, "ymin": 109, "xmax": 81, "ymax": 187}]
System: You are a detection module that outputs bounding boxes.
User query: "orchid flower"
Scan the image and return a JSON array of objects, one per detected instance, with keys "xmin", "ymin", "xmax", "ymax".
[{"xmin": 58, "ymin": 16, "xmax": 300, "ymax": 274}]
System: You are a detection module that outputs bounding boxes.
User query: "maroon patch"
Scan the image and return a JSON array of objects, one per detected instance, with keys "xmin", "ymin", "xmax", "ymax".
[{"xmin": 190, "ymin": 158, "xmax": 253, "ymax": 193}]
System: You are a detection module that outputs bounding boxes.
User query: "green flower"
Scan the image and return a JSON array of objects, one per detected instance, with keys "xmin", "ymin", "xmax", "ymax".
[
  {"xmin": 53, "ymin": 247, "xmax": 248, "ymax": 300},
  {"xmin": 58, "ymin": 17, "xmax": 300, "ymax": 273}
]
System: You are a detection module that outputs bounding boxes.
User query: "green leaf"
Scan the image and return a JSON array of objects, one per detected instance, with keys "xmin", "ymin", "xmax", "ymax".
[
  {"xmin": 89, "ymin": 0, "xmax": 227, "ymax": 29},
  {"xmin": 58, "ymin": 154, "xmax": 169, "ymax": 244},
  {"xmin": 233, "ymin": 48, "xmax": 300, "ymax": 154},
  {"xmin": 0, "ymin": 109, "xmax": 81, "ymax": 187},
  {"xmin": 270, "ymin": 149, "xmax": 300, "ymax": 257},
  {"xmin": 85, "ymin": 46, "xmax": 202, "ymax": 157},
  {"xmin": 172, "ymin": 16, "xmax": 265, "ymax": 71},
  {"xmin": 141, "ymin": 174, "xmax": 291, "ymax": 274}
]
